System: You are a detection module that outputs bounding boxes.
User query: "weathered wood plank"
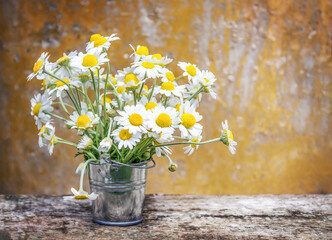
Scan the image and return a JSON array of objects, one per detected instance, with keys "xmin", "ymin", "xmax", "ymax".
[{"xmin": 0, "ymin": 195, "xmax": 331, "ymax": 239}]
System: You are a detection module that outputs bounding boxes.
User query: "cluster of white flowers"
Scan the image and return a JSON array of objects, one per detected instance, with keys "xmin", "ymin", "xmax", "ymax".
[{"xmin": 28, "ymin": 33, "xmax": 237, "ymax": 200}]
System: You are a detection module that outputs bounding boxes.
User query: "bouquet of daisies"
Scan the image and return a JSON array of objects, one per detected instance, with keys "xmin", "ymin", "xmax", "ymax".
[{"xmin": 28, "ymin": 33, "xmax": 237, "ymax": 199}]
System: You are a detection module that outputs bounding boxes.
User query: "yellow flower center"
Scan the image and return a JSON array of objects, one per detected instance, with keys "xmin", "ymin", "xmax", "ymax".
[
  {"xmin": 136, "ymin": 46, "xmax": 149, "ymax": 56},
  {"xmin": 105, "ymin": 96, "xmax": 112, "ymax": 103},
  {"xmin": 204, "ymin": 78, "xmax": 209, "ymax": 83},
  {"xmin": 181, "ymin": 113, "xmax": 196, "ymax": 129},
  {"xmin": 145, "ymin": 102, "xmax": 157, "ymax": 110},
  {"xmin": 78, "ymin": 74, "xmax": 90, "ymax": 82},
  {"xmin": 56, "ymin": 78, "xmax": 70, "ymax": 88},
  {"xmin": 191, "ymin": 137, "xmax": 199, "ymax": 148},
  {"xmin": 143, "ymin": 84, "xmax": 149, "ymax": 92},
  {"xmin": 39, "ymin": 125, "xmax": 45, "ymax": 134},
  {"xmin": 57, "ymin": 56, "xmax": 69, "ymax": 65},
  {"xmin": 42, "ymin": 79, "xmax": 47, "ymax": 89},
  {"xmin": 129, "ymin": 113, "xmax": 143, "ymax": 126},
  {"xmin": 76, "ymin": 115, "xmax": 92, "ymax": 128},
  {"xmin": 142, "ymin": 62, "xmax": 154, "ymax": 69},
  {"xmin": 74, "ymin": 195, "xmax": 88, "ymax": 200},
  {"xmin": 152, "ymin": 53, "xmax": 162, "ymax": 60},
  {"xmin": 125, "ymin": 73, "xmax": 139, "ymax": 84},
  {"xmin": 50, "ymin": 135, "xmax": 56, "ymax": 146},
  {"xmin": 166, "ymin": 72, "xmax": 175, "ymax": 82},
  {"xmin": 119, "ymin": 129, "xmax": 133, "ymax": 140},
  {"xmin": 117, "ymin": 86, "xmax": 125, "ymax": 94},
  {"xmin": 33, "ymin": 60, "xmax": 43, "ymax": 74},
  {"xmin": 82, "ymin": 55, "xmax": 98, "ymax": 67},
  {"xmin": 161, "ymin": 82, "xmax": 175, "ymax": 91},
  {"xmin": 156, "ymin": 113, "xmax": 172, "ymax": 128},
  {"xmin": 94, "ymin": 37, "xmax": 108, "ymax": 47},
  {"xmin": 175, "ymin": 103, "xmax": 181, "ymax": 112},
  {"xmin": 227, "ymin": 130, "xmax": 234, "ymax": 141},
  {"xmin": 186, "ymin": 65, "xmax": 196, "ymax": 76},
  {"xmin": 33, "ymin": 102, "xmax": 42, "ymax": 116},
  {"xmin": 90, "ymin": 34, "xmax": 101, "ymax": 42}
]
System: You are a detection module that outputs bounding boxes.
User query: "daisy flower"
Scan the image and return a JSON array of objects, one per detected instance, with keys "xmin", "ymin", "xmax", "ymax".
[
  {"xmin": 130, "ymin": 45, "xmax": 150, "ymax": 62},
  {"xmin": 115, "ymin": 67, "xmax": 144, "ymax": 91},
  {"xmin": 178, "ymin": 101, "xmax": 203, "ymax": 138},
  {"xmin": 184, "ymin": 80, "xmax": 202, "ymax": 107},
  {"xmin": 64, "ymin": 187, "xmax": 98, "ymax": 201},
  {"xmin": 30, "ymin": 89, "xmax": 54, "ymax": 129},
  {"xmin": 115, "ymin": 104, "xmax": 148, "ymax": 134},
  {"xmin": 133, "ymin": 57, "xmax": 162, "ymax": 79},
  {"xmin": 98, "ymin": 93, "xmax": 117, "ymax": 111},
  {"xmin": 149, "ymin": 53, "xmax": 173, "ymax": 67},
  {"xmin": 71, "ymin": 50, "xmax": 108, "ymax": 72},
  {"xmin": 199, "ymin": 70, "xmax": 217, "ymax": 99},
  {"xmin": 50, "ymin": 78, "xmax": 81, "ymax": 98},
  {"xmin": 38, "ymin": 121, "xmax": 55, "ymax": 147},
  {"xmin": 111, "ymin": 127, "xmax": 141, "ymax": 149},
  {"xmin": 86, "ymin": 33, "xmax": 119, "ymax": 53},
  {"xmin": 139, "ymin": 96, "xmax": 159, "ymax": 112},
  {"xmin": 183, "ymin": 135, "xmax": 202, "ymax": 156},
  {"xmin": 155, "ymin": 81, "xmax": 186, "ymax": 98},
  {"xmin": 178, "ymin": 62, "xmax": 201, "ymax": 81},
  {"xmin": 160, "ymin": 70, "xmax": 176, "ymax": 82},
  {"xmin": 98, "ymin": 137, "xmax": 113, "ymax": 153},
  {"xmin": 153, "ymin": 132, "xmax": 173, "ymax": 157},
  {"xmin": 146, "ymin": 106, "xmax": 179, "ymax": 135},
  {"xmin": 27, "ymin": 52, "xmax": 49, "ymax": 81},
  {"xmin": 66, "ymin": 103, "xmax": 99, "ymax": 132},
  {"xmin": 56, "ymin": 50, "xmax": 78, "ymax": 67},
  {"xmin": 77, "ymin": 135, "xmax": 93, "ymax": 150},
  {"xmin": 48, "ymin": 134, "xmax": 58, "ymax": 155},
  {"xmin": 220, "ymin": 120, "xmax": 237, "ymax": 154}
]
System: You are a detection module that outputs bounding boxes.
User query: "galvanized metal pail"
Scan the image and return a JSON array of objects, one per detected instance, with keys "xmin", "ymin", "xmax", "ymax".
[{"xmin": 88, "ymin": 159, "xmax": 155, "ymax": 226}]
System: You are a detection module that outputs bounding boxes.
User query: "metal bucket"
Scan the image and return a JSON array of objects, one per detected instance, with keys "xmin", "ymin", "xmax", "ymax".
[{"xmin": 88, "ymin": 159, "xmax": 155, "ymax": 226}]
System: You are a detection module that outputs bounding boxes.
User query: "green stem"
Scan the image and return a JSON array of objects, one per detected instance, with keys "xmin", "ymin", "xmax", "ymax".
[
  {"xmin": 43, "ymin": 68, "xmax": 80, "ymax": 111},
  {"xmin": 108, "ymin": 81, "xmax": 123, "ymax": 110},
  {"xmin": 65, "ymin": 90, "xmax": 80, "ymax": 112},
  {"xmin": 163, "ymin": 96, "xmax": 168, "ymax": 107},
  {"xmin": 148, "ymin": 78, "xmax": 157, "ymax": 102},
  {"xmin": 103, "ymin": 63, "xmax": 110, "ymax": 126},
  {"xmin": 174, "ymin": 74, "xmax": 184, "ymax": 81},
  {"xmin": 173, "ymin": 136, "xmax": 190, "ymax": 140},
  {"xmin": 79, "ymin": 159, "xmax": 97, "ymax": 192},
  {"xmin": 74, "ymin": 87, "xmax": 82, "ymax": 111},
  {"xmin": 84, "ymin": 150, "xmax": 96, "ymax": 160},
  {"xmin": 58, "ymin": 139, "xmax": 77, "ymax": 147},
  {"xmin": 52, "ymin": 102, "xmax": 75, "ymax": 110},
  {"xmin": 133, "ymin": 90, "xmax": 137, "ymax": 105},
  {"xmin": 153, "ymin": 138, "xmax": 220, "ymax": 148},
  {"xmin": 59, "ymin": 94, "xmax": 70, "ymax": 115},
  {"xmin": 89, "ymin": 70, "xmax": 99, "ymax": 116},
  {"xmin": 82, "ymin": 83, "xmax": 96, "ymax": 114},
  {"xmin": 187, "ymin": 86, "xmax": 204, "ymax": 101},
  {"xmin": 44, "ymin": 111, "xmax": 67, "ymax": 122},
  {"xmin": 137, "ymin": 83, "xmax": 144, "ymax": 101}
]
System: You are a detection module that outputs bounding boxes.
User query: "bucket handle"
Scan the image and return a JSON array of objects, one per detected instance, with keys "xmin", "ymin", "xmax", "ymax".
[{"xmin": 107, "ymin": 158, "xmax": 156, "ymax": 169}]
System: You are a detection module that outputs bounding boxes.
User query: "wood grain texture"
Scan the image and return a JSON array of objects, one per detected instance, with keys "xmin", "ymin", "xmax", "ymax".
[{"xmin": 1, "ymin": 194, "xmax": 331, "ymax": 239}]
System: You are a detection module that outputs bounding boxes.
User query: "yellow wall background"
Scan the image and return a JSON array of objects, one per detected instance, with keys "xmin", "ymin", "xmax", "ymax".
[{"xmin": 0, "ymin": 0, "xmax": 331, "ymax": 195}]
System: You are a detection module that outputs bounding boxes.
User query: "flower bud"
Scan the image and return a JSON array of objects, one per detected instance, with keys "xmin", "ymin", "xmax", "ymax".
[
  {"xmin": 78, "ymin": 74, "xmax": 90, "ymax": 83},
  {"xmin": 107, "ymin": 108, "xmax": 117, "ymax": 118},
  {"xmin": 143, "ymin": 151, "xmax": 151, "ymax": 160},
  {"xmin": 168, "ymin": 162, "xmax": 177, "ymax": 172}
]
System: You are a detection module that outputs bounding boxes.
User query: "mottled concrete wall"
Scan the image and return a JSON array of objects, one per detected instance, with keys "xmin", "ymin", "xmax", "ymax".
[{"xmin": 0, "ymin": 0, "xmax": 331, "ymax": 195}]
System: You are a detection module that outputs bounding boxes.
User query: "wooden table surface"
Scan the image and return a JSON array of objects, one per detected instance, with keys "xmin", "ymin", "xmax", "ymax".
[{"xmin": 0, "ymin": 194, "xmax": 331, "ymax": 239}]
